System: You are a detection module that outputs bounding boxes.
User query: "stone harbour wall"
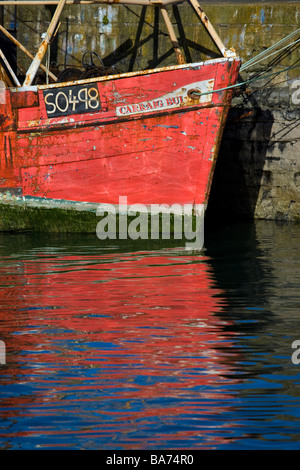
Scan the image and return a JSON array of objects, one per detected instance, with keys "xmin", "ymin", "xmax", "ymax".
[
  {"xmin": 208, "ymin": 80, "xmax": 300, "ymax": 223},
  {"xmin": 2, "ymin": 1, "xmax": 300, "ymax": 222}
]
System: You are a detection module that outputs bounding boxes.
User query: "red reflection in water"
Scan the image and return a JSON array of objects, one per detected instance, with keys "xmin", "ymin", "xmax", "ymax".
[{"xmin": 0, "ymin": 249, "xmax": 242, "ymax": 448}]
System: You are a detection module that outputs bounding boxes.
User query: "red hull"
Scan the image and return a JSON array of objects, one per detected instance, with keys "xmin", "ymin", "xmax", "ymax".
[{"xmin": 0, "ymin": 58, "xmax": 240, "ymax": 212}]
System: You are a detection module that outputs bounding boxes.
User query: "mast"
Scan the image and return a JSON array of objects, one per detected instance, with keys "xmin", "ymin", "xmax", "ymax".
[
  {"xmin": 0, "ymin": 0, "xmax": 236, "ymax": 88},
  {"xmin": 0, "ymin": 25, "xmax": 58, "ymax": 82},
  {"xmin": 188, "ymin": 0, "xmax": 235, "ymax": 57},
  {"xmin": 160, "ymin": 5, "xmax": 185, "ymax": 65},
  {"xmin": 0, "ymin": 48, "xmax": 20, "ymax": 86},
  {"xmin": 23, "ymin": 0, "xmax": 67, "ymax": 86}
]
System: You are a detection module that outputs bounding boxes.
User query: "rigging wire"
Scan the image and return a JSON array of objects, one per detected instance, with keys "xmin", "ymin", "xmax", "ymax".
[
  {"xmin": 194, "ymin": 28, "xmax": 300, "ymax": 99},
  {"xmin": 240, "ymin": 27, "xmax": 300, "ymax": 71},
  {"xmin": 194, "ymin": 63, "xmax": 300, "ymax": 99}
]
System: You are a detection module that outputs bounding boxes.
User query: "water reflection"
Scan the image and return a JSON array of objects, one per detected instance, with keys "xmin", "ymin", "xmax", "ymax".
[{"xmin": 0, "ymin": 221, "xmax": 299, "ymax": 449}]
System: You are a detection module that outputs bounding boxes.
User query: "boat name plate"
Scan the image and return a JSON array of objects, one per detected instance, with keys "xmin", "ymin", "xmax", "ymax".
[{"xmin": 43, "ymin": 83, "xmax": 101, "ymax": 118}]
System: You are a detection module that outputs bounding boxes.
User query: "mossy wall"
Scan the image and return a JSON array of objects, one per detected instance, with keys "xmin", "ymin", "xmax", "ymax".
[
  {"xmin": 3, "ymin": 2, "xmax": 300, "ymax": 77},
  {"xmin": 2, "ymin": 1, "xmax": 300, "ymax": 222}
]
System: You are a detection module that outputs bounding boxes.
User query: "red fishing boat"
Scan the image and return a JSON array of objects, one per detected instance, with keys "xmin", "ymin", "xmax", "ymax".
[{"xmin": 0, "ymin": 0, "xmax": 240, "ymax": 231}]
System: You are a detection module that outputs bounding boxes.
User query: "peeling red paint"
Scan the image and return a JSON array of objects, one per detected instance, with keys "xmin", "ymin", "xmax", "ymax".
[
  {"xmin": 11, "ymin": 90, "xmax": 40, "ymax": 109},
  {"xmin": 0, "ymin": 59, "xmax": 240, "ymax": 210}
]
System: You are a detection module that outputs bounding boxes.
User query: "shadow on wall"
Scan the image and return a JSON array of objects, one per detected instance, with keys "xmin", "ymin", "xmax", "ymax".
[
  {"xmin": 206, "ymin": 88, "xmax": 274, "ymax": 224},
  {"xmin": 207, "ymin": 37, "xmax": 300, "ymax": 224},
  {"xmin": 102, "ymin": 5, "xmax": 219, "ymax": 72},
  {"xmin": 13, "ymin": 3, "xmax": 221, "ymax": 84}
]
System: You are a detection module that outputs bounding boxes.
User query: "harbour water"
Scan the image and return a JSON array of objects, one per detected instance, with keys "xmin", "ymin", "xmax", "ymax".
[{"xmin": 0, "ymin": 220, "xmax": 299, "ymax": 450}]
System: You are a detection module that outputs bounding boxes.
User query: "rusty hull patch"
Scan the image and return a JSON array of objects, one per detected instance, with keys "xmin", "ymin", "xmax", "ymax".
[{"xmin": 11, "ymin": 90, "xmax": 39, "ymax": 109}]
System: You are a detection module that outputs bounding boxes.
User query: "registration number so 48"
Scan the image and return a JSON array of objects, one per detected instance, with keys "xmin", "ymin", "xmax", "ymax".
[{"xmin": 43, "ymin": 83, "xmax": 101, "ymax": 118}]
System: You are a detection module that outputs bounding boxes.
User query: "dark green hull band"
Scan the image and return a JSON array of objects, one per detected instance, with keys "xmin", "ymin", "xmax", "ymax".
[{"xmin": 0, "ymin": 203, "xmax": 200, "ymax": 236}]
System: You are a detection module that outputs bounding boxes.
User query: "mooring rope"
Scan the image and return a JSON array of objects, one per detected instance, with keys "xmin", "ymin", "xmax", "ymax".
[
  {"xmin": 193, "ymin": 28, "xmax": 300, "ymax": 99},
  {"xmin": 240, "ymin": 27, "xmax": 300, "ymax": 71},
  {"xmin": 194, "ymin": 63, "xmax": 300, "ymax": 99},
  {"xmin": 240, "ymin": 38, "xmax": 300, "ymax": 72}
]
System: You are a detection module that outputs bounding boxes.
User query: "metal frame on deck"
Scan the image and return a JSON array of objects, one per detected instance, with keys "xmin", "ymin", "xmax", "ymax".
[{"xmin": 0, "ymin": 0, "xmax": 236, "ymax": 88}]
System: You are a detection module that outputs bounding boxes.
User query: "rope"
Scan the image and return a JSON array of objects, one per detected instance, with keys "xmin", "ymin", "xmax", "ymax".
[
  {"xmin": 193, "ymin": 63, "xmax": 300, "ymax": 98},
  {"xmin": 192, "ymin": 29, "xmax": 300, "ymax": 98},
  {"xmin": 241, "ymin": 38, "xmax": 300, "ymax": 72},
  {"xmin": 240, "ymin": 27, "xmax": 300, "ymax": 71}
]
